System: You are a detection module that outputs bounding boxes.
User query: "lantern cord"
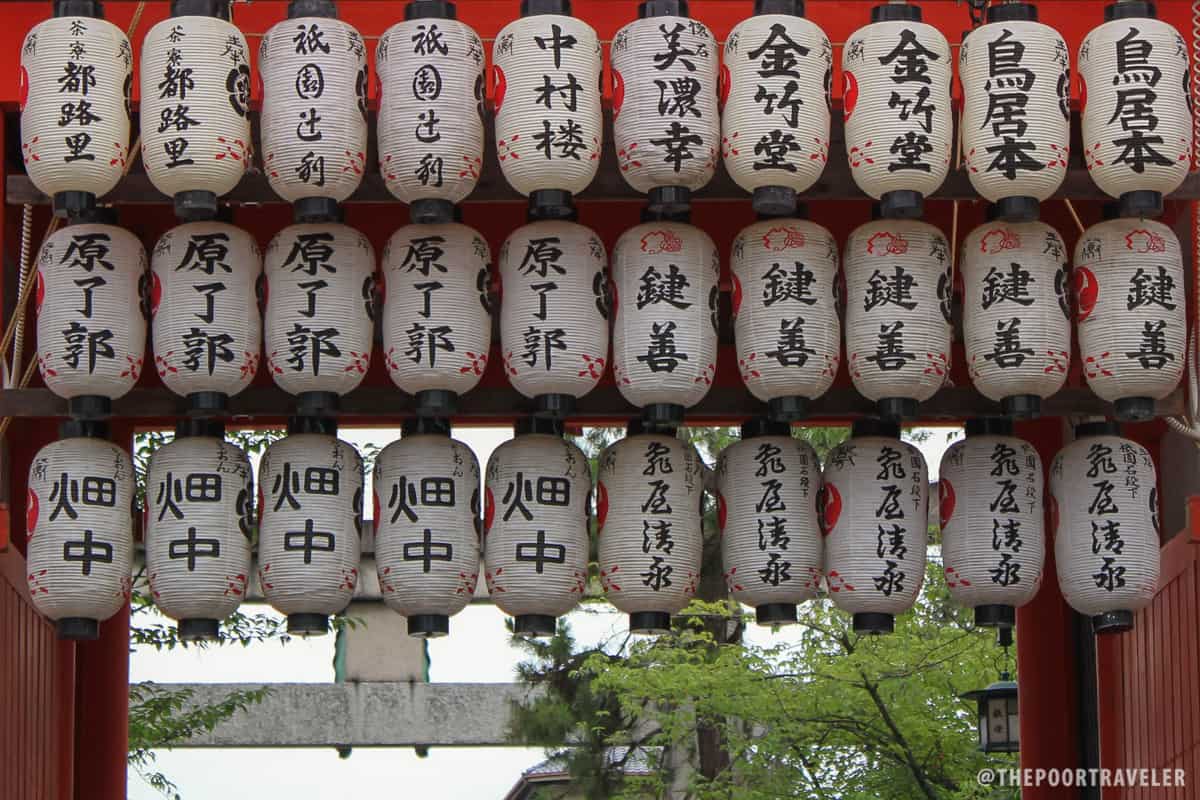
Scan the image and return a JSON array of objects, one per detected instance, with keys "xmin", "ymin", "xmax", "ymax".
[
  {"xmin": 1062, "ymin": 198, "xmax": 1086, "ymax": 236},
  {"xmin": 6, "ymin": 204, "xmax": 34, "ymax": 389},
  {"xmin": 967, "ymin": 0, "xmax": 987, "ymax": 29}
]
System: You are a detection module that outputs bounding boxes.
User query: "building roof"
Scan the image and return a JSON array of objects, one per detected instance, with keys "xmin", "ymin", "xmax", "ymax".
[{"xmin": 503, "ymin": 747, "xmax": 656, "ymax": 800}]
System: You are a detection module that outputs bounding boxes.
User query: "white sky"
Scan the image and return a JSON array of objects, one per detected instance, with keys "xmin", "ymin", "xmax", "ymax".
[{"xmin": 127, "ymin": 425, "xmax": 961, "ymax": 800}]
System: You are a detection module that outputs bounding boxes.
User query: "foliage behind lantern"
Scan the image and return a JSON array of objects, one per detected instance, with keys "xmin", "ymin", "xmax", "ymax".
[
  {"xmin": 1073, "ymin": 218, "xmax": 1184, "ymax": 419},
  {"xmin": 259, "ymin": 15, "xmax": 368, "ymax": 203},
  {"xmin": 499, "ymin": 220, "xmax": 608, "ymax": 404},
  {"xmin": 20, "ymin": 14, "xmax": 133, "ymax": 205},
  {"xmin": 258, "ymin": 432, "xmax": 363, "ymax": 633},
  {"xmin": 611, "ymin": 221, "xmax": 719, "ymax": 412},
  {"xmin": 382, "ymin": 222, "xmax": 492, "ymax": 400},
  {"xmin": 373, "ymin": 431, "xmax": 480, "ymax": 636},
  {"xmin": 493, "ymin": 14, "xmax": 603, "ymax": 195},
  {"xmin": 611, "ymin": 13, "xmax": 719, "ymax": 193},
  {"xmin": 263, "ymin": 222, "xmax": 375, "ymax": 398},
  {"xmin": 27, "ymin": 435, "xmax": 134, "ymax": 634},
  {"xmin": 151, "ymin": 221, "xmax": 262, "ymax": 400},
  {"xmin": 596, "ymin": 434, "xmax": 704, "ymax": 633},
  {"xmin": 377, "ymin": 16, "xmax": 485, "ymax": 204},
  {"xmin": 721, "ymin": 12, "xmax": 833, "ymax": 197},
  {"xmin": 36, "ymin": 223, "xmax": 147, "ymax": 401}
]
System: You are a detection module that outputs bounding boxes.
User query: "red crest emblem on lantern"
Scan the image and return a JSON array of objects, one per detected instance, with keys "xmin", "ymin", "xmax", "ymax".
[
  {"xmin": 596, "ymin": 481, "xmax": 609, "ymax": 532},
  {"xmin": 35, "ymin": 271, "xmax": 45, "ymax": 313},
  {"xmin": 762, "ymin": 226, "xmax": 805, "ymax": 252},
  {"xmin": 1073, "ymin": 266, "xmax": 1099, "ymax": 322},
  {"xmin": 718, "ymin": 63, "xmax": 730, "ymax": 108},
  {"xmin": 842, "ymin": 71, "xmax": 859, "ymax": 121},
  {"xmin": 1124, "ymin": 229, "xmax": 1166, "ymax": 253},
  {"xmin": 939, "ymin": 478, "xmax": 955, "ymax": 529},
  {"xmin": 25, "ymin": 488, "xmax": 37, "ymax": 538},
  {"xmin": 866, "ymin": 232, "xmax": 908, "ymax": 256},
  {"xmin": 372, "ymin": 491, "xmax": 381, "ymax": 530},
  {"xmin": 716, "ymin": 492, "xmax": 727, "ymax": 532},
  {"xmin": 979, "ymin": 228, "xmax": 1020, "ymax": 254},
  {"xmin": 612, "ymin": 69, "xmax": 625, "ymax": 120},
  {"xmin": 730, "ymin": 272, "xmax": 743, "ymax": 316},
  {"xmin": 492, "ymin": 65, "xmax": 507, "ymax": 113},
  {"xmin": 18, "ymin": 65, "xmax": 28, "ymax": 112},
  {"xmin": 819, "ymin": 483, "xmax": 841, "ymax": 535},
  {"xmin": 149, "ymin": 272, "xmax": 162, "ymax": 317},
  {"xmin": 640, "ymin": 229, "xmax": 683, "ymax": 255},
  {"xmin": 484, "ymin": 486, "xmax": 495, "ymax": 534}
]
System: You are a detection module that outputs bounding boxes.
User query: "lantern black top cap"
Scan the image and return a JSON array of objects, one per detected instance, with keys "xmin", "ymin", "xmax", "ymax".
[
  {"xmin": 1075, "ymin": 420, "xmax": 1122, "ymax": 439},
  {"xmin": 871, "ymin": 3, "xmax": 921, "ymax": 23},
  {"xmin": 1106, "ymin": 1, "xmax": 1156, "ymax": 21},
  {"xmin": 522, "ymin": 0, "xmax": 571, "ymax": 16},
  {"xmin": 965, "ymin": 417, "xmax": 1014, "ymax": 437},
  {"xmin": 528, "ymin": 190, "xmax": 576, "ymax": 221},
  {"xmin": 289, "ymin": 0, "xmax": 338, "ymax": 18},
  {"xmin": 741, "ymin": 418, "xmax": 791, "ymax": 440},
  {"xmin": 54, "ymin": 0, "xmax": 103, "ymax": 18},
  {"xmin": 175, "ymin": 417, "xmax": 226, "ymax": 439},
  {"xmin": 405, "ymin": 0, "xmax": 456, "ymax": 20},
  {"xmin": 851, "ymin": 417, "xmax": 901, "ymax": 440},
  {"xmin": 987, "ymin": 2, "xmax": 1037, "ymax": 22},
  {"xmin": 639, "ymin": 0, "xmax": 688, "ymax": 19},
  {"xmin": 961, "ymin": 679, "xmax": 1019, "ymax": 702},
  {"xmin": 754, "ymin": 0, "xmax": 804, "ymax": 15},
  {"xmin": 403, "ymin": 416, "xmax": 452, "ymax": 437},
  {"xmin": 294, "ymin": 198, "xmax": 342, "ymax": 225},
  {"xmin": 515, "ymin": 417, "xmax": 564, "ymax": 437},
  {"xmin": 171, "ymin": 0, "xmax": 232, "ymax": 19}
]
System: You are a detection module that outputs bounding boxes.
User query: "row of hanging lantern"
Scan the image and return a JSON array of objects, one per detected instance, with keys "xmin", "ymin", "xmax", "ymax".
[{"xmin": 21, "ymin": 0, "xmax": 1193, "ymax": 222}]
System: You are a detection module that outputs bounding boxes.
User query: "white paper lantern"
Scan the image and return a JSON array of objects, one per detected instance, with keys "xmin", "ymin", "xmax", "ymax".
[
  {"xmin": 611, "ymin": 9, "xmax": 719, "ymax": 196},
  {"xmin": 258, "ymin": 430, "xmax": 362, "ymax": 634},
  {"xmin": 144, "ymin": 428, "xmax": 253, "ymax": 640},
  {"xmin": 259, "ymin": 12, "xmax": 368, "ymax": 205},
  {"xmin": 721, "ymin": 5, "xmax": 833, "ymax": 213},
  {"xmin": 716, "ymin": 419, "xmax": 822, "ymax": 625},
  {"xmin": 843, "ymin": 219, "xmax": 952, "ymax": 419},
  {"xmin": 150, "ymin": 221, "xmax": 262, "ymax": 411},
  {"xmin": 377, "ymin": 9, "xmax": 485, "ymax": 210},
  {"xmin": 382, "ymin": 222, "xmax": 491, "ymax": 413},
  {"xmin": 939, "ymin": 420, "xmax": 1044, "ymax": 627},
  {"xmin": 1051, "ymin": 421, "xmax": 1160, "ymax": 634},
  {"xmin": 596, "ymin": 433, "xmax": 704, "ymax": 633},
  {"xmin": 373, "ymin": 425, "xmax": 480, "ymax": 637},
  {"xmin": 139, "ymin": 8, "xmax": 251, "ymax": 217},
  {"xmin": 493, "ymin": 11, "xmax": 603, "ymax": 199},
  {"xmin": 960, "ymin": 9, "xmax": 1071, "ymax": 215},
  {"xmin": 1073, "ymin": 217, "xmax": 1184, "ymax": 421},
  {"xmin": 611, "ymin": 221, "xmax": 719, "ymax": 421},
  {"xmin": 498, "ymin": 220, "xmax": 608, "ymax": 413},
  {"xmin": 961, "ymin": 219, "xmax": 1071, "ymax": 416},
  {"xmin": 821, "ymin": 420, "xmax": 928, "ymax": 633},
  {"xmin": 20, "ymin": 10, "xmax": 132, "ymax": 215},
  {"xmin": 263, "ymin": 222, "xmax": 375, "ymax": 405},
  {"xmin": 26, "ymin": 430, "xmax": 134, "ymax": 639},
  {"xmin": 731, "ymin": 218, "xmax": 840, "ymax": 420},
  {"xmin": 36, "ymin": 222, "xmax": 147, "ymax": 412},
  {"xmin": 1079, "ymin": 7, "xmax": 1191, "ymax": 216},
  {"xmin": 842, "ymin": 7, "xmax": 952, "ymax": 217},
  {"xmin": 483, "ymin": 419, "xmax": 590, "ymax": 636}
]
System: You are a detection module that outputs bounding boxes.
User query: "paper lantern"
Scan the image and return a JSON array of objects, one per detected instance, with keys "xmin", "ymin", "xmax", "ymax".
[
  {"xmin": 20, "ymin": 3, "xmax": 133, "ymax": 217},
  {"xmin": 611, "ymin": 2, "xmax": 719, "ymax": 204},
  {"xmin": 373, "ymin": 419, "xmax": 480, "ymax": 637},
  {"xmin": 1073, "ymin": 217, "xmax": 1184, "ymax": 421},
  {"xmin": 139, "ymin": 2, "xmax": 251, "ymax": 219},
  {"xmin": 611, "ymin": 221, "xmax": 719, "ymax": 424},
  {"xmin": 144, "ymin": 421, "xmax": 253, "ymax": 641},
  {"xmin": 258, "ymin": 426, "xmax": 362, "ymax": 635},
  {"xmin": 259, "ymin": 5, "xmax": 368, "ymax": 210},
  {"xmin": 262, "ymin": 222, "xmax": 375, "ymax": 411},
  {"xmin": 730, "ymin": 217, "xmax": 840, "ymax": 420},
  {"xmin": 26, "ymin": 425, "xmax": 134, "ymax": 640},
  {"xmin": 498, "ymin": 219, "xmax": 608, "ymax": 415},
  {"xmin": 961, "ymin": 218, "xmax": 1071, "ymax": 417},
  {"xmin": 376, "ymin": 3, "xmax": 485, "ymax": 216},
  {"xmin": 721, "ymin": 1, "xmax": 833, "ymax": 216},
  {"xmin": 36, "ymin": 222, "xmax": 147, "ymax": 416},
  {"xmin": 842, "ymin": 4, "xmax": 952, "ymax": 218},
  {"xmin": 821, "ymin": 418, "xmax": 928, "ymax": 634},
  {"xmin": 1051, "ymin": 421, "xmax": 1160, "ymax": 634},
  {"xmin": 939, "ymin": 418, "xmax": 1044, "ymax": 627},
  {"xmin": 1079, "ymin": 3, "xmax": 1191, "ymax": 217},
  {"xmin": 597, "ymin": 432, "xmax": 704, "ymax": 633},
  {"xmin": 150, "ymin": 221, "xmax": 262, "ymax": 413},
  {"xmin": 483, "ymin": 417, "xmax": 590, "ymax": 636},
  {"xmin": 382, "ymin": 222, "xmax": 491, "ymax": 414},
  {"xmin": 716, "ymin": 418, "xmax": 822, "ymax": 626},
  {"xmin": 959, "ymin": 6, "xmax": 1071, "ymax": 219},
  {"xmin": 493, "ymin": 5, "xmax": 603, "ymax": 206},
  {"xmin": 843, "ymin": 219, "xmax": 952, "ymax": 419}
]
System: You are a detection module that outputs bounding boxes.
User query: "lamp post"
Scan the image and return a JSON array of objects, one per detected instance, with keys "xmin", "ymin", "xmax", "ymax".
[{"xmin": 963, "ymin": 627, "xmax": 1020, "ymax": 753}]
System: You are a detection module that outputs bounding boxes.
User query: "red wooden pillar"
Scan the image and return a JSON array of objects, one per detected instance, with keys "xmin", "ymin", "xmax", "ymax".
[{"xmin": 1014, "ymin": 417, "xmax": 1080, "ymax": 795}]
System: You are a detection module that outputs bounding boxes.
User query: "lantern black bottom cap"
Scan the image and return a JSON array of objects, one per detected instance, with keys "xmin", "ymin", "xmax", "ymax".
[
  {"xmin": 853, "ymin": 612, "xmax": 894, "ymax": 635},
  {"xmin": 68, "ymin": 395, "xmax": 111, "ymax": 421},
  {"xmin": 769, "ymin": 395, "xmax": 809, "ymax": 422},
  {"xmin": 752, "ymin": 187, "xmax": 798, "ymax": 219},
  {"xmin": 295, "ymin": 391, "xmax": 339, "ymax": 418},
  {"xmin": 1119, "ymin": 190, "xmax": 1163, "ymax": 218},
  {"xmin": 409, "ymin": 198, "xmax": 455, "ymax": 225},
  {"xmin": 178, "ymin": 618, "xmax": 221, "ymax": 642},
  {"xmin": 534, "ymin": 393, "xmax": 575, "ymax": 419},
  {"xmin": 754, "ymin": 0, "xmax": 804, "ymax": 16},
  {"xmin": 756, "ymin": 603, "xmax": 797, "ymax": 626},
  {"xmin": 879, "ymin": 190, "xmax": 923, "ymax": 219},
  {"xmin": 53, "ymin": 191, "xmax": 97, "ymax": 219},
  {"xmin": 643, "ymin": 403, "xmax": 685, "ymax": 429},
  {"xmin": 1106, "ymin": 1, "xmax": 1157, "ymax": 22},
  {"xmin": 406, "ymin": 0, "xmax": 456, "ymax": 20},
  {"xmin": 1002, "ymin": 394, "xmax": 1041, "ymax": 419},
  {"xmin": 994, "ymin": 196, "xmax": 1039, "ymax": 222},
  {"xmin": 293, "ymin": 197, "xmax": 341, "ymax": 224},
  {"xmin": 974, "ymin": 604, "xmax": 1016, "ymax": 628},
  {"xmin": 416, "ymin": 389, "xmax": 458, "ymax": 417},
  {"xmin": 1115, "ymin": 396, "xmax": 1156, "ymax": 422},
  {"xmin": 408, "ymin": 614, "xmax": 450, "ymax": 638},
  {"xmin": 287, "ymin": 613, "xmax": 329, "ymax": 636},
  {"xmin": 522, "ymin": 0, "xmax": 571, "ymax": 17},
  {"xmin": 876, "ymin": 397, "xmax": 917, "ymax": 421},
  {"xmin": 528, "ymin": 190, "xmax": 575, "ymax": 221},
  {"xmin": 187, "ymin": 391, "xmax": 229, "ymax": 417},
  {"xmin": 1093, "ymin": 610, "xmax": 1135, "ymax": 634},
  {"xmin": 629, "ymin": 611, "xmax": 672, "ymax": 634},
  {"xmin": 56, "ymin": 617, "xmax": 99, "ymax": 640},
  {"xmin": 513, "ymin": 614, "xmax": 557, "ymax": 637},
  {"xmin": 173, "ymin": 190, "xmax": 219, "ymax": 220},
  {"xmin": 639, "ymin": 0, "xmax": 687, "ymax": 18}
]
